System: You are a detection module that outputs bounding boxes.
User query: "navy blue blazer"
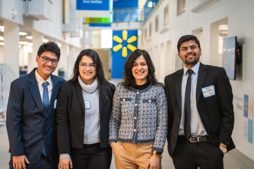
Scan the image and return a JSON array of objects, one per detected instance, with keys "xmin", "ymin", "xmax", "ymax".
[
  {"xmin": 164, "ymin": 63, "xmax": 235, "ymax": 156},
  {"xmin": 6, "ymin": 68, "xmax": 64, "ymax": 163}
]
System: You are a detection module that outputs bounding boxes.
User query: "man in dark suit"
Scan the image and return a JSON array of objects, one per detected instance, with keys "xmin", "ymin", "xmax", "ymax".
[
  {"xmin": 164, "ymin": 35, "xmax": 235, "ymax": 169},
  {"xmin": 6, "ymin": 42, "xmax": 64, "ymax": 169}
]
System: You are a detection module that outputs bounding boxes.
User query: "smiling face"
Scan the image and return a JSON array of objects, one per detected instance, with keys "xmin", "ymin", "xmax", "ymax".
[
  {"xmin": 36, "ymin": 51, "xmax": 59, "ymax": 80},
  {"xmin": 79, "ymin": 55, "xmax": 97, "ymax": 84},
  {"xmin": 132, "ymin": 55, "xmax": 148, "ymax": 85},
  {"xmin": 178, "ymin": 40, "xmax": 201, "ymax": 69}
]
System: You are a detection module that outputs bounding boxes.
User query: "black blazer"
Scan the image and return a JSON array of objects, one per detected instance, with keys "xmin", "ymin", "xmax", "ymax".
[
  {"xmin": 164, "ymin": 63, "xmax": 235, "ymax": 156},
  {"xmin": 6, "ymin": 68, "xmax": 64, "ymax": 163},
  {"xmin": 56, "ymin": 80, "xmax": 115, "ymax": 154}
]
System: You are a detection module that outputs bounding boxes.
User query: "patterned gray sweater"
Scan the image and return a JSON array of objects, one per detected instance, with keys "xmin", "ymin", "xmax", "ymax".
[{"xmin": 109, "ymin": 82, "xmax": 168, "ymax": 152}]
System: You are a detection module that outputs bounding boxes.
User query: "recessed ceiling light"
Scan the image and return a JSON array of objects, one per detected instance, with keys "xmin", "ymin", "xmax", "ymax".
[
  {"xmin": 43, "ymin": 38, "xmax": 49, "ymax": 43},
  {"xmin": 19, "ymin": 41, "xmax": 29, "ymax": 45},
  {"xmin": 19, "ymin": 32, "xmax": 28, "ymax": 36},
  {"xmin": 218, "ymin": 25, "xmax": 228, "ymax": 31},
  {"xmin": 0, "ymin": 26, "xmax": 4, "ymax": 32},
  {"xmin": 25, "ymin": 35, "xmax": 33, "ymax": 40}
]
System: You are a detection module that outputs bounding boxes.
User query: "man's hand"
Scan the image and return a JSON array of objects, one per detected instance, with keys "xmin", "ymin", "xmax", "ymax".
[
  {"xmin": 148, "ymin": 154, "xmax": 161, "ymax": 169},
  {"xmin": 58, "ymin": 157, "xmax": 73, "ymax": 169},
  {"xmin": 12, "ymin": 155, "xmax": 30, "ymax": 169},
  {"xmin": 219, "ymin": 143, "xmax": 228, "ymax": 154}
]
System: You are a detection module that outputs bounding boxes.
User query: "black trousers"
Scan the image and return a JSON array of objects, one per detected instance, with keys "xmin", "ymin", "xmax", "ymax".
[
  {"xmin": 172, "ymin": 136, "xmax": 224, "ymax": 169},
  {"xmin": 71, "ymin": 143, "xmax": 112, "ymax": 169}
]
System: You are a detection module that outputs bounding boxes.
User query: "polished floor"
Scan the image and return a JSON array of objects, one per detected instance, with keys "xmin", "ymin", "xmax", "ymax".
[{"xmin": 0, "ymin": 123, "xmax": 253, "ymax": 169}]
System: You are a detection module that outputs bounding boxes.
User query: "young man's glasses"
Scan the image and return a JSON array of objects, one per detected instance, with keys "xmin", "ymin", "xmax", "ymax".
[{"xmin": 40, "ymin": 56, "xmax": 59, "ymax": 65}]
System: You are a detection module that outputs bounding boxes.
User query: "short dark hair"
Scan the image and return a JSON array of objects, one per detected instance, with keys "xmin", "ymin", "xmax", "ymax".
[
  {"xmin": 177, "ymin": 35, "xmax": 201, "ymax": 52},
  {"xmin": 37, "ymin": 42, "xmax": 61, "ymax": 59},
  {"xmin": 123, "ymin": 49, "xmax": 158, "ymax": 88}
]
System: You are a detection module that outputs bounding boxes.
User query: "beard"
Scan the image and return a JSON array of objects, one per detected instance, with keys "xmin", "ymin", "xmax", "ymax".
[{"xmin": 184, "ymin": 52, "xmax": 200, "ymax": 66}]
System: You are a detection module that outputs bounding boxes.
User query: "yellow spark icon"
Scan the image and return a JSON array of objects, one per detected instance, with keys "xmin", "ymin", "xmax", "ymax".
[{"xmin": 112, "ymin": 30, "xmax": 137, "ymax": 57}]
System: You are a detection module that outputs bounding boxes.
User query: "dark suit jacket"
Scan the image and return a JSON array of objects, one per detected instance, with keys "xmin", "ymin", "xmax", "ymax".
[
  {"xmin": 6, "ymin": 68, "xmax": 64, "ymax": 163},
  {"xmin": 56, "ymin": 80, "xmax": 115, "ymax": 154},
  {"xmin": 164, "ymin": 63, "xmax": 235, "ymax": 156}
]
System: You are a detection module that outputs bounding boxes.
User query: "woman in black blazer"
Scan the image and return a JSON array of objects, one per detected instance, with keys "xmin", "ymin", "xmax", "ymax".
[{"xmin": 56, "ymin": 49, "xmax": 115, "ymax": 169}]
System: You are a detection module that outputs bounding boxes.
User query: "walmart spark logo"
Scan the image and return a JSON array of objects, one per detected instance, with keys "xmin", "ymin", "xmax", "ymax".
[{"xmin": 112, "ymin": 30, "xmax": 137, "ymax": 57}]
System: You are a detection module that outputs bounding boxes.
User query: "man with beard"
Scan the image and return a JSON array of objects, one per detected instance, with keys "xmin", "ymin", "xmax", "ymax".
[{"xmin": 164, "ymin": 35, "xmax": 235, "ymax": 169}]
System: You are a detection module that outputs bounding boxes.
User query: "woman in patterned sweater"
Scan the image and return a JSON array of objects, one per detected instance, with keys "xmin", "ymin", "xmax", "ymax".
[{"xmin": 109, "ymin": 49, "xmax": 168, "ymax": 169}]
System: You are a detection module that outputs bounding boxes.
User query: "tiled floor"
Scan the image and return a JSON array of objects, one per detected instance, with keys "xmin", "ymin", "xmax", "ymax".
[{"xmin": 1, "ymin": 124, "xmax": 253, "ymax": 169}]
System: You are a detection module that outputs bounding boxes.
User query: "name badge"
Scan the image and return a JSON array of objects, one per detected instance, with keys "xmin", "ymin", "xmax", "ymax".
[
  {"xmin": 85, "ymin": 101, "xmax": 91, "ymax": 109},
  {"xmin": 202, "ymin": 85, "xmax": 215, "ymax": 98},
  {"xmin": 54, "ymin": 99, "xmax": 57, "ymax": 109}
]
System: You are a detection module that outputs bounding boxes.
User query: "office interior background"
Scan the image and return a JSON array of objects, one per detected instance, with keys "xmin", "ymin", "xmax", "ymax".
[{"xmin": 0, "ymin": 0, "xmax": 254, "ymax": 168}]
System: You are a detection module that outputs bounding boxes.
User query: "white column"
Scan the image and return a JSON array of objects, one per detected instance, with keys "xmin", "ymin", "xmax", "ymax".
[
  {"xmin": 66, "ymin": 46, "xmax": 78, "ymax": 79},
  {"xmin": 57, "ymin": 44, "xmax": 69, "ymax": 79},
  {"xmin": 28, "ymin": 31, "xmax": 43, "ymax": 72},
  {"xmin": 3, "ymin": 20, "xmax": 19, "ymax": 81}
]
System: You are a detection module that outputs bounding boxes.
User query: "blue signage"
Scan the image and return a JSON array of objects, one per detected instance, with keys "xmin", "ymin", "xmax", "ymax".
[
  {"xmin": 113, "ymin": 0, "xmax": 139, "ymax": 22},
  {"xmin": 111, "ymin": 29, "xmax": 138, "ymax": 78},
  {"xmin": 76, "ymin": 0, "xmax": 110, "ymax": 11}
]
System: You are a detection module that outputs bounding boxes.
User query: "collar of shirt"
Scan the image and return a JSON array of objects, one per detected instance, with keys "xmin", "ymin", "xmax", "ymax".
[
  {"xmin": 183, "ymin": 61, "xmax": 200, "ymax": 76},
  {"xmin": 35, "ymin": 69, "xmax": 53, "ymax": 91}
]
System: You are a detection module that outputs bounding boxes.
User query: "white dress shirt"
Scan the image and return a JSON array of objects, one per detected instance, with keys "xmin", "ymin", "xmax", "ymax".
[
  {"xmin": 179, "ymin": 62, "xmax": 207, "ymax": 136},
  {"xmin": 35, "ymin": 70, "xmax": 53, "ymax": 103}
]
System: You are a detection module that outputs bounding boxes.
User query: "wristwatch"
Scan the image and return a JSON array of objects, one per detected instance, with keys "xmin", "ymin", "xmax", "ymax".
[{"xmin": 153, "ymin": 151, "xmax": 162, "ymax": 156}]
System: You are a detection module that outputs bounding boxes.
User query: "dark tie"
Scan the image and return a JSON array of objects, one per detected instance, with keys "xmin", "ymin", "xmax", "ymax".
[
  {"xmin": 42, "ymin": 82, "xmax": 49, "ymax": 109},
  {"xmin": 184, "ymin": 69, "xmax": 193, "ymax": 139},
  {"xmin": 42, "ymin": 81, "xmax": 49, "ymax": 156}
]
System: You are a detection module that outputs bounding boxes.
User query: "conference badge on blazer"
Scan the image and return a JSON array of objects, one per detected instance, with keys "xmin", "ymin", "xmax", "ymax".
[
  {"xmin": 202, "ymin": 85, "xmax": 215, "ymax": 98},
  {"xmin": 85, "ymin": 101, "xmax": 91, "ymax": 109},
  {"xmin": 54, "ymin": 99, "xmax": 57, "ymax": 109}
]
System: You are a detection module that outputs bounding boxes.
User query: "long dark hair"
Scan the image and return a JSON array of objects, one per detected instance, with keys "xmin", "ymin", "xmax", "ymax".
[
  {"xmin": 123, "ymin": 49, "xmax": 158, "ymax": 88},
  {"xmin": 70, "ymin": 49, "xmax": 111, "ymax": 104}
]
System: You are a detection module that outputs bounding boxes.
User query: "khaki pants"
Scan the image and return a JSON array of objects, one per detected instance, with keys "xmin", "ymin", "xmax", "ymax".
[{"xmin": 112, "ymin": 142, "xmax": 153, "ymax": 169}]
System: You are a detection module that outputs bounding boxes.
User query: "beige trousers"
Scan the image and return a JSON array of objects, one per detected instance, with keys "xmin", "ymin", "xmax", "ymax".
[{"xmin": 112, "ymin": 142, "xmax": 153, "ymax": 169}]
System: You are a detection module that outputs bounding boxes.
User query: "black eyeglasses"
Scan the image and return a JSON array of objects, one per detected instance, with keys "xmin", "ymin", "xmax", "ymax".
[{"xmin": 40, "ymin": 56, "xmax": 59, "ymax": 65}]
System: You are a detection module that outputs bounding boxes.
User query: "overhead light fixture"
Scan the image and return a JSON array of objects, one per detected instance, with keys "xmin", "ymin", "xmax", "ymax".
[
  {"xmin": 218, "ymin": 24, "xmax": 228, "ymax": 31},
  {"xmin": 57, "ymin": 42, "xmax": 62, "ymax": 48},
  {"xmin": 19, "ymin": 41, "xmax": 29, "ymax": 45},
  {"xmin": 0, "ymin": 36, "xmax": 4, "ymax": 41},
  {"xmin": 19, "ymin": 32, "xmax": 28, "ymax": 36},
  {"xmin": 25, "ymin": 35, "xmax": 33, "ymax": 40},
  {"xmin": 0, "ymin": 26, "xmax": 4, "ymax": 32},
  {"xmin": 0, "ymin": 42, "xmax": 5, "ymax": 46},
  {"xmin": 148, "ymin": 1, "xmax": 154, "ymax": 8},
  {"xmin": 43, "ymin": 38, "xmax": 49, "ymax": 43},
  {"xmin": 218, "ymin": 24, "xmax": 228, "ymax": 36}
]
